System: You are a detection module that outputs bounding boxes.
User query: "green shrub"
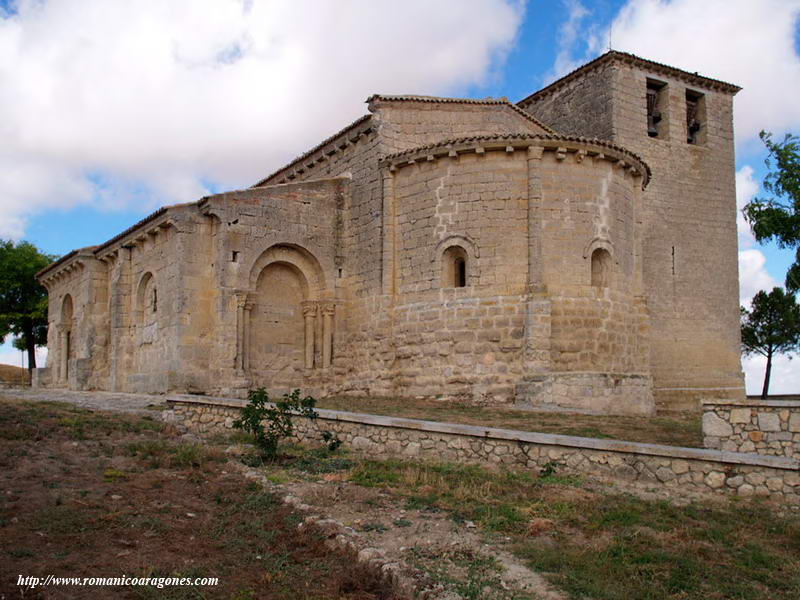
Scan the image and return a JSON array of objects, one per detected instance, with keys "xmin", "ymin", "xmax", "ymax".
[
  {"xmin": 232, "ymin": 388, "xmax": 317, "ymax": 459},
  {"xmin": 321, "ymin": 430, "xmax": 343, "ymax": 452}
]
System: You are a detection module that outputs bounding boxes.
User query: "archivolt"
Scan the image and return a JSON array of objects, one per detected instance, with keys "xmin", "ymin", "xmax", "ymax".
[
  {"xmin": 248, "ymin": 244, "xmax": 326, "ymax": 299},
  {"xmin": 434, "ymin": 234, "xmax": 480, "ymax": 261},
  {"xmin": 582, "ymin": 237, "xmax": 616, "ymax": 263},
  {"xmin": 432, "ymin": 234, "xmax": 480, "ymax": 284}
]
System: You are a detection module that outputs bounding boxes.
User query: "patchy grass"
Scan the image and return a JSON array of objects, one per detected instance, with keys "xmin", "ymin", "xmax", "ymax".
[
  {"xmin": 238, "ymin": 442, "xmax": 357, "ymax": 477},
  {"xmin": 350, "ymin": 459, "xmax": 546, "ymax": 535},
  {"xmin": 0, "ymin": 398, "xmax": 162, "ymax": 442},
  {"xmin": 318, "ymin": 396, "xmax": 701, "ymax": 447},
  {"xmin": 126, "ymin": 439, "xmax": 225, "ymax": 469},
  {"xmin": 296, "ymin": 453, "xmax": 800, "ymax": 600},
  {"xmin": 405, "ymin": 546, "xmax": 531, "ymax": 600},
  {"xmin": 0, "ymin": 396, "xmax": 398, "ymax": 599},
  {"xmin": 514, "ymin": 495, "xmax": 800, "ymax": 600}
]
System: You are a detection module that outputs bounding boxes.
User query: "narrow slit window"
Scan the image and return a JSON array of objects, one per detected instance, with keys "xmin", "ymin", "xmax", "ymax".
[
  {"xmin": 456, "ymin": 257, "xmax": 466, "ymax": 287},
  {"xmin": 685, "ymin": 89, "xmax": 705, "ymax": 144},
  {"xmin": 646, "ymin": 80, "xmax": 667, "ymax": 138},
  {"xmin": 152, "ymin": 288, "xmax": 158, "ymax": 313},
  {"xmin": 671, "ymin": 246, "xmax": 675, "ymax": 276},
  {"xmin": 231, "ymin": 250, "xmax": 239, "ymax": 262}
]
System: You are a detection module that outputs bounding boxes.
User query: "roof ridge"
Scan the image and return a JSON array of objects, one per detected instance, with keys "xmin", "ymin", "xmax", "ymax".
[
  {"xmin": 367, "ymin": 94, "xmax": 509, "ymax": 104},
  {"xmin": 518, "ymin": 50, "xmax": 741, "ymax": 106},
  {"xmin": 252, "ymin": 114, "xmax": 372, "ymax": 187},
  {"xmin": 367, "ymin": 94, "xmax": 556, "ymax": 134}
]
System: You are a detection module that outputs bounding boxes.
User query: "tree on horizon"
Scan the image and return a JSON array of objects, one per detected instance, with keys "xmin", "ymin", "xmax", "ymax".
[
  {"xmin": 741, "ymin": 287, "xmax": 800, "ymax": 398},
  {"xmin": 0, "ymin": 240, "xmax": 55, "ymax": 372}
]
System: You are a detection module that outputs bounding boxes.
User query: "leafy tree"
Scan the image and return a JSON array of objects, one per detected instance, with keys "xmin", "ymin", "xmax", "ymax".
[
  {"xmin": 0, "ymin": 240, "xmax": 55, "ymax": 371},
  {"xmin": 741, "ymin": 287, "xmax": 800, "ymax": 398},
  {"xmin": 743, "ymin": 131, "xmax": 800, "ymax": 291}
]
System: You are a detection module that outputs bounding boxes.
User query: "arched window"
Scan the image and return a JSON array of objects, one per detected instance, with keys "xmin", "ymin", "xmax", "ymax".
[
  {"xmin": 136, "ymin": 272, "xmax": 157, "ymax": 324},
  {"xmin": 61, "ymin": 294, "xmax": 74, "ymax": 325},
  {"xmin": 442, "ymin": 246, "xmax": 468, "ymax": 288},
  {"xmin": 591, "ymin": 248, "xmax": 612, "ymax": 288}
]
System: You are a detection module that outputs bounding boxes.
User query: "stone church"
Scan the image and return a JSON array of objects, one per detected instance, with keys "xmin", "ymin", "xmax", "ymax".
[{"xmin": 35, "ymin": 51, "xmax": 746, "ymax": 415}]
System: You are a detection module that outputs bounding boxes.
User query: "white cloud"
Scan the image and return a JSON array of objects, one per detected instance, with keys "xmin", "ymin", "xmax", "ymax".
[
  {"xmin": 606, "ymin": 0, "xmax": 800, "ymax": 151},
  {"xmin": 735, "ymin": 165, "xmax": 759, "ymax": 249},
  {"xmin": 742, "ymin": 352, "xmax": 800, "ymax": 396},
  {"xmin": 0, "ymin": 0, "xmax": 525, "ymax": 238},
  {"xmin": 547, "ymin": 0, "xmax": 590, "ymax": 82},
  {"xmin": 551, "ymin": 0, "xmax": 800, "ymax": 152},
  {"xmin": 739, "ymin": 249, "xmax": 779, "ymax": 307}
]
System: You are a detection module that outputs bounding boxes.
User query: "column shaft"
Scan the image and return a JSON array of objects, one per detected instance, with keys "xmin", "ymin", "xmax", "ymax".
[
  {"xmin": 321, "ymin": 305, "xmax": 334, "ymax": 368},
  {"xmin": 235, "ymin": 300, "xmax": 245, "ymax": 372},
  {"xmin": 60, "ymin": 329, "xmax": 68, "ymax": 383},
  {"xmin": 243, "ymin": 302, "xmax": 253, "ymax": 372},
  {"xmin": 301, "ymin": 301, "xmax": 318, "ymax": 369}
]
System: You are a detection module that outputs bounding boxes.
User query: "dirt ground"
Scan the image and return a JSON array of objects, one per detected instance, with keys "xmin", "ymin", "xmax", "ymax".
[
  {"xmin": 0, "ymin": 397, "xmax": 397, "ymax": 600},
  {"xmin": 6, "ymin": 389, "xmax": 797, "ymax": 600},
  {"xmin": 277, "ymin": 474, "xmax": 564, "ymax": 600}
]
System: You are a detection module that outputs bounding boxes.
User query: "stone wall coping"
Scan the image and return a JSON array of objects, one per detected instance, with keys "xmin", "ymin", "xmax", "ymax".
[
  {"xmin": 167, "ymin": 395, "xmax": 800, "ymax": 471},
  {"xmin": 702, "ymin": 399, "xmax": 800, "ymax": 409}
]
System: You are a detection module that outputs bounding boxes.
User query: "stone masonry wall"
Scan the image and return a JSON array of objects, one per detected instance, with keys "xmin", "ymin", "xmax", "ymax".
[
  {"xmin": 703, "ymin": 400, "xmax": 800, "ymax": 458},
  {"xmin": 373, "ymin": 98, "xmax": 549, "ymax": 153},
  {"xmin": 518, "ymin": 62, "xmax": 615, "ymax": 141},
  {"xmin": 166, "ymin": 397, "xmax": 800, "ymax": 505},
  {"xmin": 196, "ymin": 179, "xmax": 343, "ymax": 398},
  {"xmin": 610, "ymin": 63, "xmax": 744, "ymax": 411}
]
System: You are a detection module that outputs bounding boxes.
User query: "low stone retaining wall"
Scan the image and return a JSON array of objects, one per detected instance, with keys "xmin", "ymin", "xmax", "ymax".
[
  {"xmin": 702, "ymin": 399, "xmax": 800, "ymax": 458},
  {"xmin": 165, "ymin": 396, "xmax": 800, "ymax": 505}
]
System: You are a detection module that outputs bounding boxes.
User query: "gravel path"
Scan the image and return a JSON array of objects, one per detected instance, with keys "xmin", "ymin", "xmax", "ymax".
[{"xmin": 0, "ymin": 387, "xmax": 168, "ymax": 415}]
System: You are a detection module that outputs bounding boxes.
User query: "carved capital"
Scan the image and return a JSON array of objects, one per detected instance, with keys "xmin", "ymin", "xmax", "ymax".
[
  {"xmin": 526, "ymin": 145, "xmax": 544, "ymax": 160},
  {"xmin": 320, "ymin": 302, "xmax": 336, "ymax": 316},
  {"xmin": 234, "ymin": 291, "xmax": 249, "ymax": 310},
  {"xmin": 301, "ymin": 301, "xmax": 319, "ymax": 318}
]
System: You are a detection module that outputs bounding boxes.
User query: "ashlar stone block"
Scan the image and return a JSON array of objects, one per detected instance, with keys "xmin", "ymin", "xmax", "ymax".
[{"xmin": 757, "ymin": 412, "xmax": 782, "ymax": 432}]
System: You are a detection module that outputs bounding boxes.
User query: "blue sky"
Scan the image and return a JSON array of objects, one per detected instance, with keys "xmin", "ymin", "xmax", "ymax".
[{"xmin": 1, "ymin": 0, "xmax": 799, "ymax": 393}]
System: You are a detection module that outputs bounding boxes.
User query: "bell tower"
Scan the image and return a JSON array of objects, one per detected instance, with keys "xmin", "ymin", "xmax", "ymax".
[{"xmin": 519, "ymin": 51, "xmax": 745, "ymax": 412}]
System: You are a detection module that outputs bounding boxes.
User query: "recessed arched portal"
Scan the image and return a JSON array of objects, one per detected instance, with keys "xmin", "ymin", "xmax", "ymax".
[
  {"xmin": 245, "ymin": 244, "xmax": 331, "ymax": 387},
  {"xmin": 250, "ymin": 262, "xmax": 308, "ymax": 385}
]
